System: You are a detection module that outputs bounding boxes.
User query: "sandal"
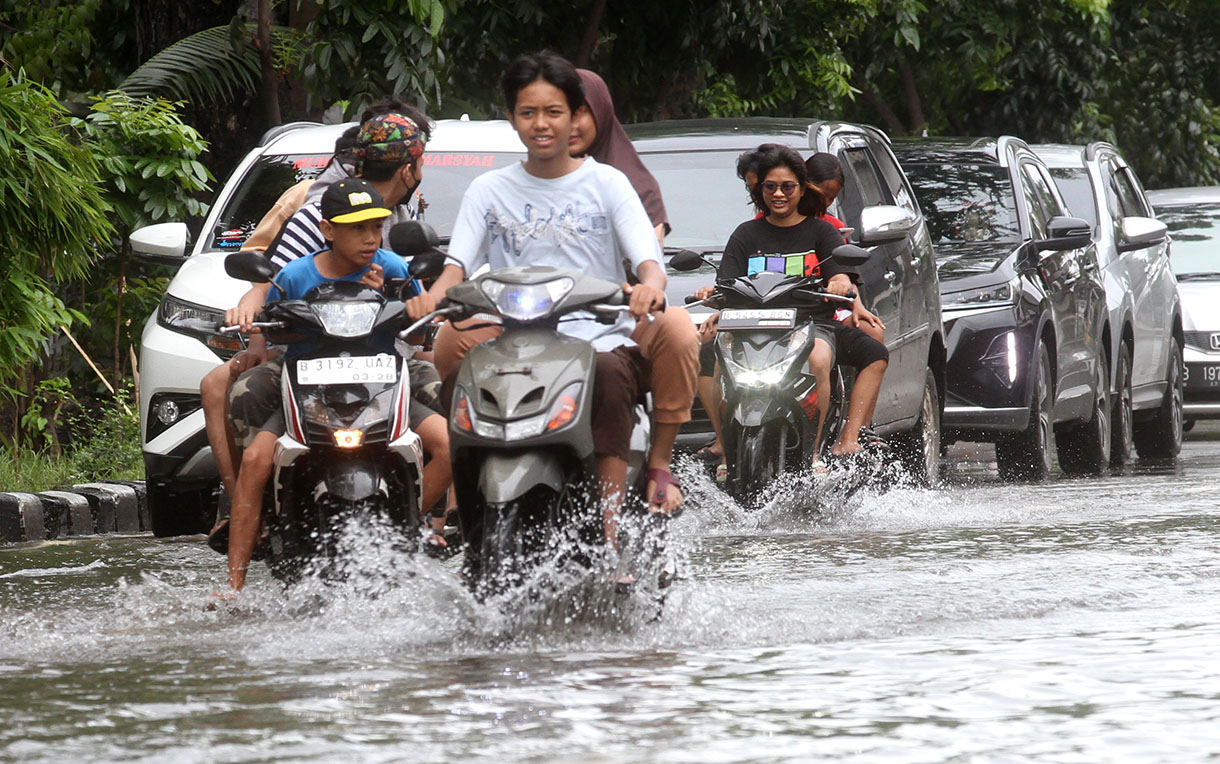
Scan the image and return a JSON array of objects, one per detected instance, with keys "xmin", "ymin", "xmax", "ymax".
[
  {"xmin": 694, "ymin": 445, "xmax": 722, "ymax": 464},
  {"xmin": 811, "ymin": 458, "xmax": 830, "ymax": 478},
  {"xmin": 646, "ymin": 467, "xmax": 684, "ymax": 517},
  {"xmin": 715, "ymin": 463, "xmax": 728, "ymax": 484}
]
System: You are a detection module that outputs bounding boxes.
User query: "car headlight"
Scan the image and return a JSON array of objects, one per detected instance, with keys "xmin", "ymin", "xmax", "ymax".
[
  {"xmin": 157, "ymin": 295, "xmax": 244, "ymax": 357},
  {"xmin": 480, "ymin": 277, "xmax": 574, "ymax": 321},
  {"xmin": 310, "ymin": 301, "xmax": 380, "ymax": 337},
  {"xmin": 942, "ymin": 278, "xmax": 1018, "ymax": 310},
  {"xmin": 720, "ymin": 326, "xmax": 810, "ymax": 389}
]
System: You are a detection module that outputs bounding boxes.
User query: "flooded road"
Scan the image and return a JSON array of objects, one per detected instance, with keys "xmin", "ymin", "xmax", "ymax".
[{"xmin": 4, "ymin": 430, "xmax": 1220, "ymax": 762}]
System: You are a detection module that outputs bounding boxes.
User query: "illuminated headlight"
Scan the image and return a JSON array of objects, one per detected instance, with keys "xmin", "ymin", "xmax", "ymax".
[
  {"xmin": 720, "ymin": 326, "xmax": 810, "ymax": 389},
  {"xmin": 480, "ymin": 277, "xmax": 574, "ymax": 321},
  {"xmin": 310, "ymin": 301, "xmax": 380, "ymax": 337},
  {"xmin": 942, "ymin": 279, "xmax": 1017, "ymax": 310}
]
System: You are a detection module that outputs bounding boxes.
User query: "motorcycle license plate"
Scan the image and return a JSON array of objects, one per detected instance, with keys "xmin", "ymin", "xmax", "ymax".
[
  {"xmin": 296, "ymin": 355, "xmax": 397, "ymax": 385},
  {"xmin": 719, "ymin": 308, "xmax": 797, "ymax": 330}
]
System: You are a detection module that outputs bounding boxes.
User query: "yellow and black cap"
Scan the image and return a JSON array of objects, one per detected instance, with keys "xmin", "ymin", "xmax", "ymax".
[{"xmin": 321, "ymin": 178, "xmax": 392, "ymax": 224}]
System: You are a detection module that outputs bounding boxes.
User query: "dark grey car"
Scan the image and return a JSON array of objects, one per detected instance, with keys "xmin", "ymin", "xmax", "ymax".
[{"xmin": 627, "ymin": 118, "xmax": 947, "ymax": 480}]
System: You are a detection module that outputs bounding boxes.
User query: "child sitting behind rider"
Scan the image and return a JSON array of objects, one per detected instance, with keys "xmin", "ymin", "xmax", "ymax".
[{"xmin": 222, "ymin": 179, "xmax": 449, "ymax": 594}]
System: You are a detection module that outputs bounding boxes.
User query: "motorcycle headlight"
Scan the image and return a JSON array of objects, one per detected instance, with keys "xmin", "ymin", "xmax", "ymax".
[
  {"xmin": 310, "ymin": 301, "xmax": 380, "ymax": 337},
  {"xmin": 157, "ymin": 295, "xmax": 244, "ymax": 357},
  {"xmin": 480, "ymin": 277, "xmax": 574, "ymax": 321},
  {"xmin": 942, "ymin": 278, "xmax": 1018, "ymax": 310},
  {"xmin": 719, "ymin": 326, "xmax": 810, "ymax": 389}
]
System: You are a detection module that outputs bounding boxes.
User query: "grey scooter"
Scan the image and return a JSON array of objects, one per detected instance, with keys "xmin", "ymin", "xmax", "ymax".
[{"xmin": 397, "ymin": 223, "xmax": 664, "ymax": 599}]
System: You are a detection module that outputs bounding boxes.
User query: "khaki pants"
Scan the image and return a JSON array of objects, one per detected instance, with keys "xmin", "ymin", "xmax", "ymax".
[{"xmin": 434, "ymin": 306, "xmax": 699, "ymax": 425}]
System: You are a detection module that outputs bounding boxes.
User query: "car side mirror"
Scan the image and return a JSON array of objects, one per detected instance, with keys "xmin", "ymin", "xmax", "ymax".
[
  {"xmin": 667, "ymin": 249, "xmax": 709, "ymax": 272},
  {"xmin": 130, "ymin": 222, "xmax": 189, "ymax": 264},
  {"xmin": 224, "ymin": 251, "xmax": 274, "ymax": 283},
  {"xmin": 858, "ymin": 205, "xmax": 917, "ymax": 244},
  {"xmin": 831, "ymin": 243, "xmax": 871, "ymax": 267},
  {"xmin": 1037, "ymin": 215, "xmax": 1092, "ymax": 252},
  {"xmin": 389, "ymin": 221, "xmax": 440, "ymax": 257},
  {"xmin": 1117, "ymin": 216, "xmax": 1167, "ymax": 252}
]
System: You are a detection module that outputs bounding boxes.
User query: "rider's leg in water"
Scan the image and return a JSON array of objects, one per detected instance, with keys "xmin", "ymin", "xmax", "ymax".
[
  {"xmin": 228, "ymin": 429, "xmax": 276, "ymax": 591},
  {"xmin": 831, "ymin": 326, "xmax": 889, "ymax": 456},
  {"xmin": 201, "ymin": 359, "xmax": 242, "ymax": 500},
  {"xmin": 632, "ymin": 306, "xmax": 699, "ymax": 512},
  {"xmin": 412, "ymin": 408, "xmax": 452, "ymax": 514},
  {"xmin": 590, "ymin": 347, "xmax": 643, "ymax": 553},
  {"xmin": 696, "ymin": 341, "xmax": 726, "ymax": 462},
  {"xmin": 808, "ymin": 337, "xmax": 835, "ymax": 463}
]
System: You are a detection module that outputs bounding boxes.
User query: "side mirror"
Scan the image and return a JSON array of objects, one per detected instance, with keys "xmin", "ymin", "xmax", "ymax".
[
  {"xmin": 1037, "ymin": 215, "xmax": 1092, "ymax": 252},
  {"xmin": 130, "ymin": 222, "xmax": 189, "ymax": 264},
  {"xmin": 858, "ymin": 205, "xmax": 917, "ymax": 244},
  {"xmin": 1118, "ymin": 216, "xmax": 1167, "ymax": 252},
  {"xmin": 408, "ymin": 253, "xmax": 447, "ymax": 280},
  {"xmin": 389, "ymin": 220, "xmax": 440, "ymax": 257},
  {"xmin": 668, "ymin": 249, "xmax": 709, "ymax": 272},
  {"xmin": 224, "ymin": 251, "xmax": 274, "ymax": 283},
  {"xmin": 831, "ymin": 243, "xmax": 871, "ymax": 267}
]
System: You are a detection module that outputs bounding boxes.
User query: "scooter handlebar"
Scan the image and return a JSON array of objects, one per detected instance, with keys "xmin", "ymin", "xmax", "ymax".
[{"xmin": 218, "ymin": 321, "xmax": 284, "ymax": 334}]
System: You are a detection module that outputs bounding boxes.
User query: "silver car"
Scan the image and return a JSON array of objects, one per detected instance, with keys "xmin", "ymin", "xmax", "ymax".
[
  {"xmin": 1147, "ymin": 186, "xmax": 1220, "ymax": 432},
  {"xmin": 1036, "ymin": 144, "xmax": 1183, "ymax": 461}
]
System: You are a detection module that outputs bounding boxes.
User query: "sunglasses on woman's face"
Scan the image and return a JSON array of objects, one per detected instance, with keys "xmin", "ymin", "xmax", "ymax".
[{"xmin": 762, "ymin": 181, "xmax": 800, "ymax": 195}]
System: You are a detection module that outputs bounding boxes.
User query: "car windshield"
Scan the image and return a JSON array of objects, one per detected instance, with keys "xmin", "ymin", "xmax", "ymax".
[
  {"xmin": 637, "ymin": 150, "xmax": 761, "ymax": 251},
  {"xmin": 1155, "ymin": 202, "xmax": 1220, "ymax": 276},
  {"xmin": 205, "ymin": 151, "xmax": 523, "ymax": 251},
  {"xmin": 1048, "ymin": 167, "xmax": 1098, "ymax": 228},
  {"xmin": 902, "ymin": 163, "xmax": 1021, "ymax": 244}
]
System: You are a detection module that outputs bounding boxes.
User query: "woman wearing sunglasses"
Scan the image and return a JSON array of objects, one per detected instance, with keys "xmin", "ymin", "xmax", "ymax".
[{"xmin": 712, "ymin": 144, "xmax": 860, "ymax": 471}]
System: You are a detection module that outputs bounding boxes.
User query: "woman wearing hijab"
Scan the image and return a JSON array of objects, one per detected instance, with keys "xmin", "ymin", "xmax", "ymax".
[{"xmin": 570, "ymin": 69, "xmax": 669, "ymax": 250}]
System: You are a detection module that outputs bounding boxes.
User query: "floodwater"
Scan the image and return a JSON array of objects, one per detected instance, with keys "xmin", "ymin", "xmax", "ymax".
[{"xmin": 4, "ymin": 430, "xmax": 1220, "ymax": 762}]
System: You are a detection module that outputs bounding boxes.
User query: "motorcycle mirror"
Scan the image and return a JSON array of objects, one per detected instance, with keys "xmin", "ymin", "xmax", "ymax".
[
  {"xmin": 668, "ymin": 249, "xmax": 707, "ymax": 272},
  {"xmin": 225, "ymin": 251, "xmax": 274, "ymax": 283},
  {"xmin": 389, "ymin": 221, "xmax": 440, "ymax": 257},
  {"xmin": 408, "ymin": 252, "xmax": 447, "ymax": 280},
  {"xmin": 831, "ymin": 244, "xmax": 871, "ymax": 267}
]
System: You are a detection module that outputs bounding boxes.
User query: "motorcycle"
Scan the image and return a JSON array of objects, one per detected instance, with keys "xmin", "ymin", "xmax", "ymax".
[
  {"xmin": 220, "ymin": 251, "xmax": 427, "ymax": 580},
  {"xmin": 670, "ymin": 245, "xmax": 871, "ymax": 504},
  {"xmin": 395, "ymin": 222, "xmax": 668, "ymax": 600}
]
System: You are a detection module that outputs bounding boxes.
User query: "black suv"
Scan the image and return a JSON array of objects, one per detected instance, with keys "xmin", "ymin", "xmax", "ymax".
[
  {"xmin": 627, "ymin": 118, "xmax": 947, "ymax": 479},
  {"xmin": 894, "ymin": 137, "xmax": 1110, "ymax": 479}
]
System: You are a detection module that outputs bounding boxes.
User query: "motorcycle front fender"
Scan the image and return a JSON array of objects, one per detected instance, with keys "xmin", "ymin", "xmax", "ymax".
[
  {"xmin": 318, "ymin": 456, "xmax": 386, "ymax": 502},
  {"xmin": 479, "ymin": 451, "xmax": 566, "ymax": 504}
]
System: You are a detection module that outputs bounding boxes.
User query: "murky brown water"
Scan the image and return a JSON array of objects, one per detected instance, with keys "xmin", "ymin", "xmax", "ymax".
[{"xmin": 4, "ymin": 430, "xmax": 1220, "ymax": 762}]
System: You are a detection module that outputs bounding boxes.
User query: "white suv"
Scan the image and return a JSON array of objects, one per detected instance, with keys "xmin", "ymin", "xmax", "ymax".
[{"xmin": 131, "ymin": 119, "xmax": 525, "ymax": 535}]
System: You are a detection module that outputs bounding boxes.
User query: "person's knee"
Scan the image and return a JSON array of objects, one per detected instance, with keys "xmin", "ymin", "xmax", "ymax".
[
  {"xmin": 241, "ymin": 434, "xmax": 276, "ymax": 475},
  {"xmin": 201, "ymin": 363, "xmax": 231, "ymax": 402},
  {"xmin": 417, "ymin": 414, "xmax": 450, "ymax": 459}
]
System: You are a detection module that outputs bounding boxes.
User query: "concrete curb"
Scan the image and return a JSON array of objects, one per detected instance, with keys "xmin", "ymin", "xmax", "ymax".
[{"xmin": 0, "ymin": 481, "xmax": 147, "ymax": 544}]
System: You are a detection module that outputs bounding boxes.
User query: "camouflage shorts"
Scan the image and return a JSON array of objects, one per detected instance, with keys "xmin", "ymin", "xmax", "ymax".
[
  {"xmin": 229, "ymin": 359, "xmax": 284, "ymax": 449},
  {"xmin": 408, "ymin": 359, "xmax": 442, "ymax": 414}
]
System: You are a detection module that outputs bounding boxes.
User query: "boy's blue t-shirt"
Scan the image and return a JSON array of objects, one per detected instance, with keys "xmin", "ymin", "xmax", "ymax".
[{"xmin": 266, "ymin": 248, "xmax": 421, "ymax": 358}]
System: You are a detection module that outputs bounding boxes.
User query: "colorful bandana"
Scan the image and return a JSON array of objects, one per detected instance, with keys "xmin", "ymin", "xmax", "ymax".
[{"xmin": 357, "ymin": 113, "xmax": 426, "ymax": 164}]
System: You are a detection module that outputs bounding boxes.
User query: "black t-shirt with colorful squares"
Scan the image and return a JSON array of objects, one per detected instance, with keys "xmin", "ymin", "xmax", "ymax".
[{"xmin": 719, "ymin": 215, "xmax": 852, "ymax": 281}]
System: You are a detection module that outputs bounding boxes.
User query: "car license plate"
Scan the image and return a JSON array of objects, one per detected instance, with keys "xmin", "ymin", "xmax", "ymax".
[
  {"xmin": 1185, "ymin": 362, "xmax": 1220, "ymax": 389},
  {"xmin": 719, "ymin": 308, "xmax": 797, "ymax": 330},
  {"xmin": 297, "ymin": 355, "xmax": 397, "ymax": 385}
]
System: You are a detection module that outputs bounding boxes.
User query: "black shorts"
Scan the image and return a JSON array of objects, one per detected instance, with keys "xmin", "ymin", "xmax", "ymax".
[{"xmin": 835, "ymin": 324, "xmax": 889, "ymax": 369}]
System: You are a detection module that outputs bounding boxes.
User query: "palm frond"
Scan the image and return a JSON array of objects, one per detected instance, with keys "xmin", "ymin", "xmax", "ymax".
[{"xmin": 118, "ymin": 24, "xmax": 293, "ymax": 106}]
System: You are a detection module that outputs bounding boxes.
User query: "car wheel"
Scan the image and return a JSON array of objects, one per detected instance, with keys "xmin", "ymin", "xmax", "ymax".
[
  {"xmin": 1110, "ymin": 342, "xmax": 1134, "ymax": 468},
  {"xmin": 895, "ymin": 367, "xmax": 941, "ymax": 487},
  {"xmin": 1057, "ymin": 351, "xmax": 1111, "ymax": 476},
  {"xmin": 996, "ymin": 343, "xmax": 1054, "ymax": 481},
  {"xmin": 1134, "ymin": 335, "xmax": 1184, "ymax": 458},
  {"xmin": 147, "ymin": 480, "xmax": 218, "ymax": 538}
]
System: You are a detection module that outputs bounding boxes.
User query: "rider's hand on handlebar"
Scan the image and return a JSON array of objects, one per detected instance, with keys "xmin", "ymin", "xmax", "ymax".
[
  {"xmin": 694, "ymin": 285, "xmax": 716, "ymax": 301},
  {"xmin": 226, "ymin": 288, "xmax": 267, "ymax": 334},
  {"xmin": 359, "ymin": 262, "xmax": 384, "ymax": 291},
  {"xmin": 405, "ymin": 291, "xmax": 438, "ymax": 321},
  {"xmin": 622, "ymin": 282, "xmax": 665, "ymax": 319},
  {"xmin": 826, "ymin": 273, "xmax": 854, "ymax": 298}
]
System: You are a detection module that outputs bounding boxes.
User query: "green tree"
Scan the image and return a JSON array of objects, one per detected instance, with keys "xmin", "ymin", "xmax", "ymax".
[{"xmin": 0, "ymin": 71, "xmax": 112, "ymax": 442}]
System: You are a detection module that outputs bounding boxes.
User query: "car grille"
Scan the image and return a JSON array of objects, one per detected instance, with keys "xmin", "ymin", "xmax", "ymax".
[{"xmin": 1184, "ymin": 331, "xmax": 1220, "ymax": 352}]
